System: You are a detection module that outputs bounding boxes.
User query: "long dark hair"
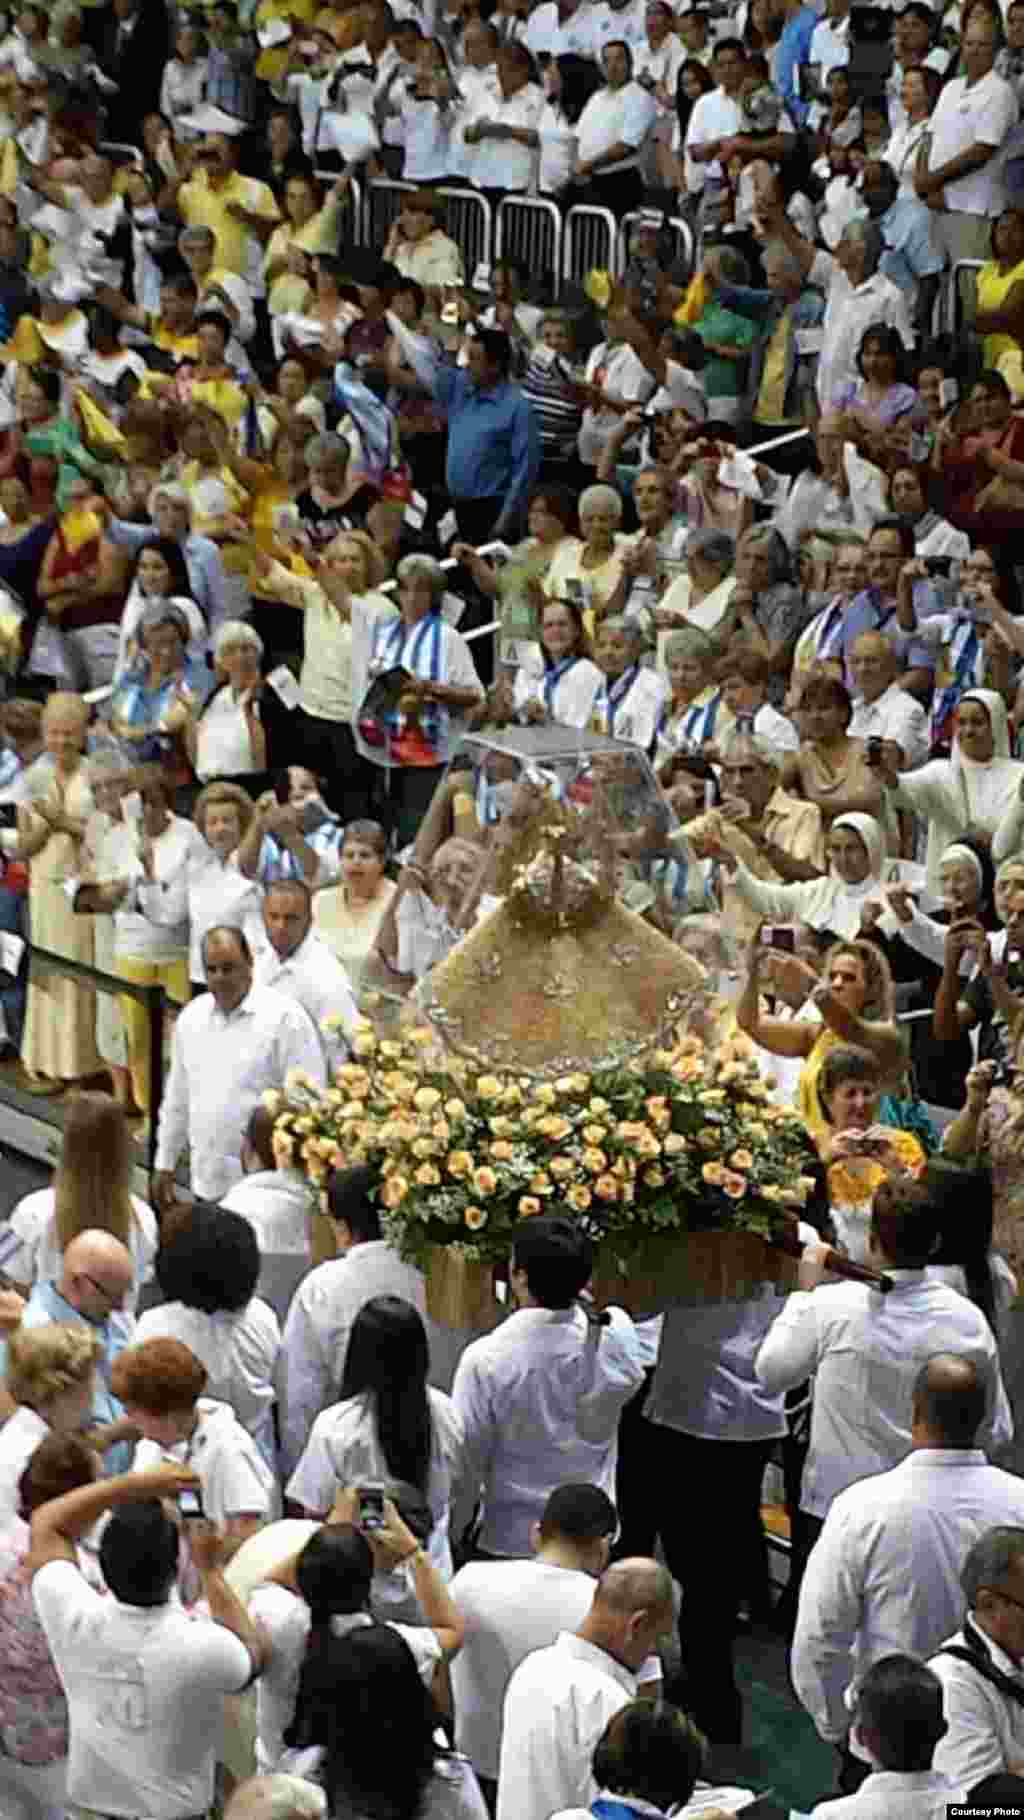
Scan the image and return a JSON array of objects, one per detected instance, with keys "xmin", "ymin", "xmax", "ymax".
[
  {"xmin": 923, "ymin": 1159, "xmax": 998, "ymax": 1332},
  {"xmin": 339, "ymin": 1297, "xmax": 432, "ymax": 1492},
  {"xmin": 289, "ymin": 1623, "xmax": 441, "ymax": 1820},
  {"xmin": 285, "ymin": 1523, "xmax": 374, "ymax": 1751},
  {"xmin": 133, "ymin": 536, "xmax": 193, "ymax": 601}
]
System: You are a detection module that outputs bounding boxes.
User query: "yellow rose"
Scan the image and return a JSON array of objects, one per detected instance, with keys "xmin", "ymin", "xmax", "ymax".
[
  {"xmin": 721, "ymin": 1170, "xmax": 747, "ymax": 1198},
  {"xmin": 380, "ymin": 1174, "xmax": 409, "ymax": 1207},
  {"xmin": 643, "ymin": 1165, "xmax": 666, "ymax": 1188},
  {"xmin": 447, "ymin": 1151, "xmax": 474, "ymax": 1178},
  {"xmin": 672, "ymin": 1055, "xmax": 701, "ymax": 1081},
  {"xmin": 444, "ymin": 1098, "xmax": 467, "ymax": 1120},
  {"xmin": 615, "ymin": 1121, "xmax": 647, "ymax": 1143},
  {"xmin": 412, "ymin": 1137, "xmax": 437, "ymax": 1160},
  {"xmin": 533, "ymin": 1083, "xmax": 557, "ymax": 1106},
  {"xmin": 555, "ymin": 1076, "xmax": 577, "ymax": 1095},
  {"xmin": 379, "ymin": 1040, "xmax": 404, "ymax": 1060},
  {"xmin": 530, "ymin": 1171, "xmax": 553, "ymax": 1194},
  {"xmin": 621, "ymin": 1179, "xmax": 635, "ymax": 1204},
  {"xmin": 549, "ymin": 1156, "xmax": 575, "ymax": 1179},
  {"xmin": 271, "ymin": 1130, "xmax": 295, "ymax": 1170},
  {"xmin": 651, "ymin": 1048, "xmax": 676, "ymax": 1069},
  {"xmin": 594, "ymin": 1174, "xmax": 619, "ymax": 1202},
  {"xmin": 702, "ymin": 1089, "xmax": 727, "ymax": 1104},
  {"xmin": 489, "ymin": 1115, "xmax": 518, "ymax": 1138},
  {"xmin": 464, "ymin": 1205, "xmax": 488, "ymax": 1230},
  {"xmin": 414, "ymin": 1162, "xmax": 441, "ymax": 1186},
  {"xmin": 702, "ymin": 1161, "xmax": 727, "ymax": 1186},
  {"xmin": 340, "ymin": 1100, "xmax": 366, "ymax": 1120},
  {"xmin": 587, "ymin": 1097, "xmax": 610, "ymax": 1115},
  {"xmin": 518, "ymin": 1196, "xmax": 542, "ymax": 1217},
  {"xmin": 284, "ymin": 1067, "xmax": 319, "ymax": 1096},
  {"xmin": 502, "ymin": 1084, "xmax": 523, "ymax": 1107},
  {"xmin": 476, "ymin": 1075, "xmax": 504, "ymax": 1101},
  {"xmin": 582, "ymin": 1147, "xmax": 607, "ymax": 1174},
  {"xmin": 583, "ymin": 1124, "xmax": 607, "ymax": 1145},
  {"xmin": 635, "ymin": 1131, "xmax": 661, "ymax": 1159},
  {"xmin": 490, "ymin": 1140, "xmax": 515, "ymax": 1161},
  {"xmin": 566, "ymin": 1183, "xmax": 592, "ymax": 1211},
  {"xmin": 414, "ymin": 1086, "xmax": 442, "ymax": 1113},
  {"xmin": 730, "ymin": 1148, "xmax": 754, "ymax": 1170},
  {"xmin": 536, "ymin": 1115, "xmax": 572, "ymax": 1142},
  {"xmin": 261, "ymin": 1089, "xmax": 284, "ymax": 1112},
  {"xmin": 352, "ymin": 1033, "xmax": 377, "ymax": 1058},
  {"xmin": 406, "ymin": 1026, "xmax": 434, "ymax": 1046},
  {"xmin": 473, "ymin": 1166, "xmax": 499, "ymax": 1196},
  {"xmin": 612, "ymin": 1155, "xmax": 634, "ymax": 1180},
  {"xmin": 663, "ymin": 1132, "xmax": 686, "ymax": 1156},
  {"xmin": 431, "ymin": 1119, "xmax": 451, "ymax": 1143},
  {"xmin": 568, "ymin": 1072, "xmax": 590, "ymax": 1094}
]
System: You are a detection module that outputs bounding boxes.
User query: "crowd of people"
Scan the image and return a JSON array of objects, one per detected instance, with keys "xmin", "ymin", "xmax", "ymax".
[{"xmin": 4, "ymin": 0, "xmax": 1024, "ymax": 1818}]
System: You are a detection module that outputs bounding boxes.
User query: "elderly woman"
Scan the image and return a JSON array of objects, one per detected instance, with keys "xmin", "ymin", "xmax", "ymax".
[
  {"xmin": 254, "ymin": 530, "xmax": 396, "ymax": 823},
  {"xmin": 112, "ymin": 1336, "xmax": 275, "ymax": 1547},
  {"xmin": 14, "ymin": 693, "xmax": 101, "ymax": 1093},
  {"xmin": 36, "ymin": 477, "xmax": 129, "ymax": 689},
  {"xmin": 654, "ymin": 529, "xmax": 736, "ymax": 672},
  {"xmin": 590, "ymin": 617, "xmax": 667, "ymax": 747},
  {"xmin": 938, "ymin": 370, "xmax": 1024, "ymax": 540},
  {"xmin": 782, "ymin": 673, "xmax": 889, "ymax": 836},
  {"xmin": 654, "ymin": 626, "xmax": 723, "ymax": 767},
  {"xmin": 295, "ymin": 431, "xmax": 375, "ymax": 551},
  {"xmin": 510, "ymin": 599, "xmax": 603, "ymax": 732},
  {"xmin": 710, "ymin": 808, "xmax": 890, "ymax": 950},
  {"xmin": 263, "ymin": 171, "xmax": 349, "ymax": 326},
  {"xmin": 772, "ymin": 413, "xmax": 884, "ymax": 551},
  {"xmin": 874, "ymin": 688, "xmax": 1024, "ymax": 890},
  {"xmin": 543, "ymin": 484, "xmax": 629, "ymax": 638},
  {"xmin": 453, "ymin": 488, "xmax": 577, "ymax": 666},
  {"xmin": 885, "ymin": 464, "xmax": 969, "ymax": 563},
  {"xmin": 0, "ymin": 1327, "xmax": 101, "ymax": 1524},
  {"xmin": 108, "ymin": 602, "xmax": 206, "ymax": 777},
  {"xmin": 813, "ymin": 1041, "xmax": 926, "ymax": 1261},
  {"xmin": 359, "ymin": 555, "xmax": 485, "ymax": 845},
  {"xmin": 724, "ymin": 525, "xmax": 810, "ymax": 706},
  {"xmin": 190, "ymin": 621, "xmax": 267, "ymax": 787},
  {"xmin": 312, "ymin": 819, "xmax": 397, "ymax": 991},
  {"xmin": 137, "ymin": 780, "xmax": 262, "ymax": 991}
]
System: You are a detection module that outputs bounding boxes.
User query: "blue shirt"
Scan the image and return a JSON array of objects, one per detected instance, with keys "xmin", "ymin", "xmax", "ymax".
[
  {"xmin": 257, "ymin": 819, "xmax": 345, "ymax": 886},
  {"xmin": 852, "ymin": 586, "xmax": 936, "ymax": 678},
  {"xmin": 773, "ymin": 6, "xmax": 817, "ymax": 125},
  {"xmin": 2, "ymin": 1280, "xmax": 135, "ymax": 1474},
  {"xmin": 879, "ymin": 197, "xmax": 944, "ymax": 295}
]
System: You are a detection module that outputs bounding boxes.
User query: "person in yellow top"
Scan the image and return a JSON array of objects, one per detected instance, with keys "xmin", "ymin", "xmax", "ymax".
[
  {"xmin": 93, "ymin": 270, "xmax": 202, "ymax": 363},
  {"xmin": 975, "ymin": 208, "xmax": 1024, "ymax": 397},
  {"xmin": 176, "ymin": 130, "xmax": 281, "ymax": 277},
  {"xmin": 263, "ymin": 171, "xmax": 349, "ymax": 320},
  {"xmin": 254, "ymin": 0, "xmax": 317, "ymax": 81}
]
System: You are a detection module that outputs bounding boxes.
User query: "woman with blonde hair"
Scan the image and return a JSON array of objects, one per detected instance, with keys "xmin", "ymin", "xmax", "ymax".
[
  {"xmin": 137, "ymin": 779, "xmax": 262, "ymax": 991},
  {"xmin": 2, "ymin": 1091, "xmax": 157, "ymax": 1308},
  {"xmin": 14, "ymin": 691, "xmax": 100, "ymax": 1094},
  {"xmin": 0, "ymin": 1326, "xmax": 101, "ymax": 1524}
]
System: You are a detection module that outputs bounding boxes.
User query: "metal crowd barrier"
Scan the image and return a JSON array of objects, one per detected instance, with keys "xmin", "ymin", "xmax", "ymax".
[
  {"xmin": 25, "ymin": 944, "xmax": 167, "ymax": 1175},
  {"xmin": 364, "ymin": 177, "xmax": 418, "ymax": 249},
  {"xmin": 617, "ymin": 210, "xmax": 694, "ymax": 279},
  {"xmin": 495, "ymin": 196, "xmax": 564, "ymax": 298},
  {"xmin": 562, "ymin": 204, "xmax": 620, "ymax": 288},
  {"xmin": 436, "ymin": 187, "xmax": 494, "ymax": 288},
  {"xmin": 315, "ymin": 171, "xmax": 363, "ymax": 250}
]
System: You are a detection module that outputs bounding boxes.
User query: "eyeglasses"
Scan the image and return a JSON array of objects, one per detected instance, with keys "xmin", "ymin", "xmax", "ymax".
[{"xmin": 77, "ymin": 1272, "xmax": 122, "ymax": 1307}]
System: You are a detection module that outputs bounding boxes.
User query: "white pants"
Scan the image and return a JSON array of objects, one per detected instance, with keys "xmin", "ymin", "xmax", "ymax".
[{"xmin": 0, "ymin": 1753, "xmax": 66, "ymax": 1820}]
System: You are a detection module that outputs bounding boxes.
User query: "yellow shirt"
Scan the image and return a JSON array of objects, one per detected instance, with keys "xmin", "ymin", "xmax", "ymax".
[
  {"xmin": 178, "ymin": 169, "xmax": 281, "ymax": 277},
  {"xmin": 977, "ymin": 255, "xmax": 1024, "ymax": 367},
  {"xmin": 151, "ymin": 323, "xmax": 200, "ymax": 361},
  {"xmin": 754, "ymin": 314, "xmax": 796, "ymax": 426},
  {"xmin": 263, "ymin": 197, "xmax": 343, "ymax": 317}
]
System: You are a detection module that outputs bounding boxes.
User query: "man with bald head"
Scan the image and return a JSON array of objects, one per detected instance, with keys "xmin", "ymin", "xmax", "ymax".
[
  {"xmin": 793, "ymin": 1352, "xmax": 1024, "ymax": 1782},
  {"xmin": 848, "ymin": 630, "xmax": 929, "ymax": 769},
  {"xmin": 2, "ymin": 1229, "xmax": 137, "ymax": 1470},
  {"xmin": 496, "ymin": 1558, "xmax": 672, "ymax": 1820}
]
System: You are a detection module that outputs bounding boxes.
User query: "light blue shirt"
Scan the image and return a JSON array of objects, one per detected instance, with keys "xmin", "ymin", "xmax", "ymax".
[
  {"xmin": 773, "ymin": 6, "xmax": 817, "ymax": 125},
  {"xmin": 879, "ymin": 197, "xmax": 944, "ymax": 295}
]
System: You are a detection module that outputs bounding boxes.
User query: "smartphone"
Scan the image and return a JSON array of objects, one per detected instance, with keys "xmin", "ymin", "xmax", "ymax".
[
  {"xmin": 0, "ymin": 804, "xmax": 17, "ymax": 829},
  {"xmin": 272, "ymin": 768, "xmax": 291, "ymax": 807},
  {"xmin": 177, "ymin": 1487, "xmax": 204, "ymax": 1521},
  {"xmin": 866, "ymin": 735, "xmax": 883, "ymax": 767},
  {"xmin": 359, "ymin": 1488, "xmax": 384, "ymax": 1531},
  {"xmin": 923, "ymin": 555, "xmax": 953, "ymax": 578},
  {"xmin": 761, "ymin": 926, "xmax": 795, "ymax": 953}
]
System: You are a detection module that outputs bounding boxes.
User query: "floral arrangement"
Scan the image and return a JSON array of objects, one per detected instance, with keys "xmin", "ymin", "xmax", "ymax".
[{"xmin": 267, "ymin": 1017, "xmax": 818, "ymax": 1272}]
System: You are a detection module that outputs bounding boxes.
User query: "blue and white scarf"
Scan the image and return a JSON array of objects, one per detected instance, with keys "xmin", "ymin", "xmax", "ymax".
[{"xmin": 373, "ymin": 610, "xmax": 445, "ymax": 757}]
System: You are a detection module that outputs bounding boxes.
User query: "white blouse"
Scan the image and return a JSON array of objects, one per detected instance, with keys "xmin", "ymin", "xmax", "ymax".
[{"xmin": 512, "ymin": 649, "xmax": 604, "ymax": 730}]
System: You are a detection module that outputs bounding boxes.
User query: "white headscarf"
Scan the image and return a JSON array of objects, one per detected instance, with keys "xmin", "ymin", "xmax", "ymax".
[
  {"xmin": 951, "ymin": 688, "xmax": 1021, "ymax": 826},
  {"xmin": 786, "ymin": 811, "xmax": 888, "ymax": 939}
]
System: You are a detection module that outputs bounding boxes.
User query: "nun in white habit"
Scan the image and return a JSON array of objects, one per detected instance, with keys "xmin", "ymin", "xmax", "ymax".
[
  {"xmin": 885, "ymin": 689, "xmax": 1024, "ymax": 891},
  {"xmin": 716, "ymin": 811, "xmax": 890, "ymax": 941}
]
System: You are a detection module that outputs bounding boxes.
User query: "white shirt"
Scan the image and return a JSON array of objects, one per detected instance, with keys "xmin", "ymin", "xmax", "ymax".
[
  {"xmin": 220, "ymin": 1168, "xmax": 314, "ymax": 1323},
  {"xmin": 195, "ymin": 684, "xmax": 262, "ymax": 782},
  {"xmin": 513, "ymin": 650, "xmax": 605, "ymax": 730},
  {"xmin": 591, "ymin": 0, "xmax": 648, "ymax": 50},
  {"xmin": 278, "ymin": 1240, "xmax": 426, "ymax": 1477},
  {"xmin": 135, "ymin": 1298, "xmax": 281, "ymax": 1461},
  {"xmin": 792, "ymin": 1449, "xmax": 1024, "ymax": 1742},
  {"xmin": 248, "ymin": 1587, "xmax": 441, "ymax": 1769},
  {"xmin": 811, "ymin": 249, "xmax": 914, "ymax": 411},
  {"xmin": 0, "ymin": 1404, "xmax": 49, "ymax": 1525},
  {"xmin": 496, "ymin": 1630, "xmax": 639, "ymax": 1820},
  {"xmin": 809, "ymin": 14, "xmax": 851, "ymax": 84},
  {"xmin": 579, "ymin": 341, "xmax": 655, "ymax": 467},
  {"xmin": 930, "ymin": 1623, "xmax": 1024, "ymax": 1791},
  {"xmin": 633, "ymin": 34, "xmax": 685, "ymax": 93},
  {"xmin": 32, "ymin": 1557, "xmax": 252, "ymax": 1819},
  {"xmin": 575, "ymin": 79, "xmax": 657, "ymax": 172},
  {"xmin": 451, "ymin": 1305, "xmax": 645, "ymax": 1558},
  {"xmin": 645, "ymin": 1290, "xmax": 794, "ymax": 1443},
  {"xmin": 466, "ymin": 83, "xmax": 545, "ymax": 191},
  {"xmin": 927, "ymin": 67, "xmax": 1019, "ymax": 216},
  {"xmin": 139, "ymin": 840, "xmax": 264, "ymax": 984},
  {"xmin": 252, "ymin": 929, "xmax": 359, "ymax": 1066},
  {"xmin": 755, "ymin": 1272, "xmax": 1012, "ymax": 1518},
  {"xmin": 684, "ymin": 86, "xmax": 742, "ymax": 183},
  {"xmin": 524, "ymin": 2, "xmax": 600, "ymax": 59},
  {"xmin": 2, "ymin": 1188, "xmax": 157, "ymax": 1313},
  {"xmin": 450, "ymin": 1560, "xmax": 602, "ymax": 1778},
  {"xmin": 154, "ymin": 983, "xmax": 326, "ymax": 1201},
  {"xmin": 286, "ymin": 1385, "xmax": 465, "ymax": 1581},
  {"xmin": 133, "ymin": 1396, "xmax": 277, "ymax": 1526},
  {"xmin": 848, "ymin": 682, "xmax": 930, "ymax": 768},
  {"xmin": 113, "ymin": 814, "xmax": 194, "ymax": 965},
  {"xmin": 808, "ymin": 1770, "xmax": 959, "ymax": 1820}
]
